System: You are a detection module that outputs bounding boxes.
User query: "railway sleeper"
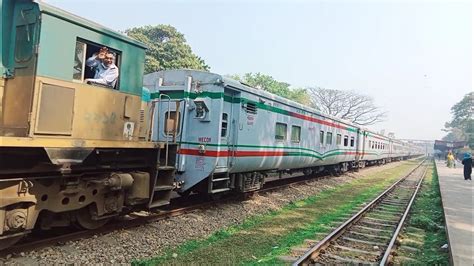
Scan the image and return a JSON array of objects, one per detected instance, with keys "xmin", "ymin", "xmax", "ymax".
[
  {"xmin": 360, "ymin": 220, "xmax": 396, "ymax": 228},
  {"xmin": 352, "ymin": 225, "xmax": 394, "ymax": 233},
  {"xmin": 341, "ymin": 236, "xmax": 388, "ymax": 247},
  {"xmin": 319, "ymin": 253, "xmax": 377, "ymax": 265},
  {"xmin": 348, "ymin": 231, "xmax": 392, "ymax": 241}
]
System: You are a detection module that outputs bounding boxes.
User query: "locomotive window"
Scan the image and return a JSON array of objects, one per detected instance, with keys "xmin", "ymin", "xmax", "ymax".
[
  {"xmin": 343, "ymin": 135, "xmax": 349, "ymax": 146},
  {"xmin": 73, "ymin": 39, "xmax": 121, "ymax": 89},
  {"xmin": 291, "ymin": 126, "xmax": 301, "ymax": 143},
  {"xmin": 73, "ymin": 41, "xmax": 86, "ymax": 81},
  {"xmin": 15, "ymin": 24, "xmax": 35, "ymax": 63},
  {"xmin": 221, "ymin": 113, "xmax": 228, "ymax": 137},
  {"xmin": 275, "ymin": 123, "xmax": 287, "ymax": 141},
  {"xmin": 164, "ymin": 111, "xmax": 180, "ymax": 135},
  {"xmin": 336, "ymin": 134, "xmax": 342, "ymax": 145},
  {"xmin": 326, "ymin": 132, "xmax": 333, "ymax": 145},
  {"xmin": 320, "ymin": 131, "xmax": 324, "ymax": 144},
  {"xmin": 350, "ymin": 136, "xmax": 355, "ymax": 147}
]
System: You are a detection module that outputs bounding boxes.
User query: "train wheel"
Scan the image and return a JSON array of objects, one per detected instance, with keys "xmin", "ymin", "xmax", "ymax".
[
  {"xmin": 0, "ymin": 235, "xmax": 23, "ymax": 250},
  {"xmin": 75, "ymin": 206, "xmax": 110, "ymax": 230}
]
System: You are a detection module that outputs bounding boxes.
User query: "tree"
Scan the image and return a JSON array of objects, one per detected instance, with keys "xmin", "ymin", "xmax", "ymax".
[
  {"xmin": 307, "ymin": 87, "xmax": 387, "ymax": 126},
  {"xmin": 125, "ymin": 25, "xmax": 209, "ymax": 73},
  {"xmin": 443, "ymin": 92, "xmax": 473, "ymax": 148},
  {"xmin": 229, "ymin": 73, "xmax": 310, "ymax": 105}
]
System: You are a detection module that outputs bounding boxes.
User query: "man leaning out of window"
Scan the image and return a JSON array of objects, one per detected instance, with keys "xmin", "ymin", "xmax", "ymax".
[{"xmin": 85, "ymin": 47, "xmax": 119, "ymax": 88}]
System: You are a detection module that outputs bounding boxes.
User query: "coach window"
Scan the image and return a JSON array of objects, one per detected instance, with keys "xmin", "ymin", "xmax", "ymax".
[
  {"xmin": 320, "ymin": 131, "xmax": 325, "ymax": 144},
  {"xmin": 326, "ymin": 132, "xmax": 333, "ymax": 145},
  {"xmin": 336, "ymin": 134, "xmax": 342, "ymax": 145},
  {"xmin": 344, "ymin": 135, "xmax": 349, "ymax": 146},
  {"xmin": 164, "ymin": 111, "xmax": 180, "ymax": 135},
  {"xmin": 291, "ymin": 126, "xmax": 301, "ymax": 143},
  {"xmin": 73, "ymin": 39, "xmax": 121, "ymax": 89},
  {"xmin": 221, "ymin": 113, "xmax": 228, "ymax": 137},
  {"xmin": 350, "ymin": 136, "xmax": 355, "ymax": 147},
  {"xmin": 275, "ymin": 123, "xmax": 287, "ymax": 141}
]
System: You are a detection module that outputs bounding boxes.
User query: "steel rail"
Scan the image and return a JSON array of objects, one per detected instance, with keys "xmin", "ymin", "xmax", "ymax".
[
  {"xmin": 292, "ymin": 159, "xmax": 426, "ymax": 266},
  {"xmin": 379, "ymin": 165, "xmax": 428, "ymax": 265}
]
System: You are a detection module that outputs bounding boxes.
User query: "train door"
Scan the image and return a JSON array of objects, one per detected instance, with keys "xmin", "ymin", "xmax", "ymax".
[
  {"xmin": 355, "ymin": 129, "xmax": 362, "ymax": 162},
  {"xmin": 215, "ymin": 88, "xmax": 240, "ymax": 172},
  {"xmin": 359, "ymin": 130, "xmax": 367, "ymax": 160},
  {"xmin": 318, "ymin": 127, "xmax": 327, "ymax": 161},
  {"xmin": 1, "ymin": 3, "xmax": 39, "ymax": 137}
]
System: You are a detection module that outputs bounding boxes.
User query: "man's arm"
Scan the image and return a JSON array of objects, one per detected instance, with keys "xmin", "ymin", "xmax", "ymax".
[{"xmin": 86, "ymin": 54, "xmax": 100, "ymax": 67}]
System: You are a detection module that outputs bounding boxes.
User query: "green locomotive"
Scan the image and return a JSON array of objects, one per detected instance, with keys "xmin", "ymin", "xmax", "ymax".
[{"xmin": 0, "ymin": 0, "xmax": 176, "ymax": 249}]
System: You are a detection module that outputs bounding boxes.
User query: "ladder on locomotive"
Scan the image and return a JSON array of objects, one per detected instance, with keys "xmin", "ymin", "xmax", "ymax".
[{"xmin": 147, "ymin": 94, "xmax": 183, "ymax": 208}]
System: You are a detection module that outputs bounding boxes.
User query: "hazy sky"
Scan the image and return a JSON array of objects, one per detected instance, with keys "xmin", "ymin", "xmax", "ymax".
[{"xmin": 46, "ymin": 0, "xmax": 472, "ymax": 140}]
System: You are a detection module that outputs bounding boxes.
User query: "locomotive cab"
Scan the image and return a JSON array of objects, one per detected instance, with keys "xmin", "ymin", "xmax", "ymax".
[{"xmin": 0, "ymin": 0, "xmax": 174, "ymax": 249}]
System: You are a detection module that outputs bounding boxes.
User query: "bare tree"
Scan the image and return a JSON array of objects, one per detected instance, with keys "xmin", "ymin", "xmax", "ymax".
[{"xmin": 308, "ymin": 87, "xmax": 387, "ymax": 126}]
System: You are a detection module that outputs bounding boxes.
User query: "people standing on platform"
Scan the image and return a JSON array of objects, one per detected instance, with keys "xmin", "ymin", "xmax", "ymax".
[
  {"xmin": 447, "ymin": 152, "xmax": 455, "ymax": 168},
  {"xmin": 461, "ymin": 153, "xmax": 472, "ymax": 180}
]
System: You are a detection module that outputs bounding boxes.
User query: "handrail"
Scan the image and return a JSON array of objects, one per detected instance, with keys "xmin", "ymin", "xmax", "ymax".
[{"xmin": 159, "ymin": 94, "xmax": 171, "ymax": 167}]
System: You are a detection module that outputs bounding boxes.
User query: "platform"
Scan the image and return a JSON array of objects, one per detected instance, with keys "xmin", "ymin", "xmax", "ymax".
[{"xmin": 435, "ymin": 160, "xmax": 473, "ymax": 265}]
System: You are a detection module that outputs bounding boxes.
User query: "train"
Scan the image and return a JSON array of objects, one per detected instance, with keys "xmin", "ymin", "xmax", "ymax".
[
  {"xmin": 143, "ymin": 70, "xmax": 423, "ymax": 195},
  {"xmin": 0, "ymin": 0, "xmax": 423, "ymax": 249}
]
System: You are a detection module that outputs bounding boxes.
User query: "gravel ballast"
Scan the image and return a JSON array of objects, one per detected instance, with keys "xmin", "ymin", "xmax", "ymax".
[{"xmin": 5, "ymin": 162, "xmax": 405, "ymax": 264}]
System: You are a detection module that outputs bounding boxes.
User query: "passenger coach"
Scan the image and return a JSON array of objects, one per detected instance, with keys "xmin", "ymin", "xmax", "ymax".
[{"xmin": 144, "ymin": 70, "xmax": 420, "ymax": 196}]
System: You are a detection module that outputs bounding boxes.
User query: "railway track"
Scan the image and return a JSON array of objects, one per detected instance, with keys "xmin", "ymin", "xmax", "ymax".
[{"xmin": 287, "ymin": 160, "xmax": 427, "ymax": 265}]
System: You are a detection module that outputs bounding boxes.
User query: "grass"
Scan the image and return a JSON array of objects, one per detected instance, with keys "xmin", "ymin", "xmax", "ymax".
[
  {"xmin": 396, "ymin": 161, "xmax": 449, "ymax": 265},
  {"xmin": 133, "ymin": 160, "xmax": 420, "ymax": 266}
]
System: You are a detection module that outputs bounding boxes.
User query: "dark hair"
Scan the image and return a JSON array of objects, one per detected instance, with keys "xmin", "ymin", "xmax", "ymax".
[{"xmin": 106, "ymin": 51, "xmax": 116, "ymax": 58}]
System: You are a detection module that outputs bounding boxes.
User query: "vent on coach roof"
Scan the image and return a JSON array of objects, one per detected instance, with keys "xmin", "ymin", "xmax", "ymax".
[{"xmin": 245, "ymin": 102, "xmax": 257, "ymax": 114}]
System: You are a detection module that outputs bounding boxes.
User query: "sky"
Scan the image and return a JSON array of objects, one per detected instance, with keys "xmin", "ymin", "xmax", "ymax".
[{"xmin": 46, "ymin": 0, "xmax": 472, "ymax": 140}]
